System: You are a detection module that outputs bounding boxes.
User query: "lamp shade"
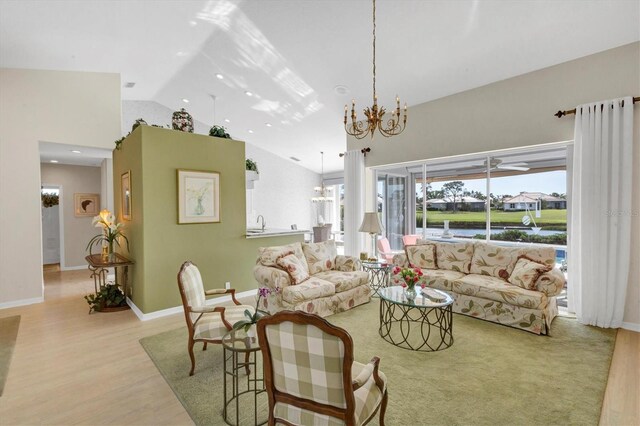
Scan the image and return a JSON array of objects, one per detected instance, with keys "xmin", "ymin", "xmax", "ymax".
[{"xmin": 359, "ymin": 212, "xmax": 384, "ymax": 234}]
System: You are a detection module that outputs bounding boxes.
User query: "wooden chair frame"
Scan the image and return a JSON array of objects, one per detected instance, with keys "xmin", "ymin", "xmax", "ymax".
[
  {"xmin": 257, "ymin": 310, "xmax": 388, "ymax": 426},
  {"xmin": 177, "ymin": 261, "xmax": 247, "ymax": 376}
]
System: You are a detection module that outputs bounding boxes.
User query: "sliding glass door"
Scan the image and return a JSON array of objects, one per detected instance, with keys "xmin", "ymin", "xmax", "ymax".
[{"xmin": 377, "ymin": 173, "xmax": 407, "ymax": 250}]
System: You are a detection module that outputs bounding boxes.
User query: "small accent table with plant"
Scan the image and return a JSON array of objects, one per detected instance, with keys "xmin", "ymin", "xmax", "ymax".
[
  {"xmin": 84, "ymin": 209, "xmax": 133, "ymax": 313},
  {"xmin": 85, "ymin": 253, "xmax": 134, "ymax": 313}
]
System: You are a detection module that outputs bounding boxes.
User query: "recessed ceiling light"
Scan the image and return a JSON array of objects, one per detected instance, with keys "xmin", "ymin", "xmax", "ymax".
[
  {"xmin": 215, "ymin": 73, "xmax": 224, "ymax": 80},
  {"xmin": 182, "ymin": 98, "xmax": 190, "ymax": 103},
  {"xmin": 50, "ymin": 160, "xmax": 58, "ymax": 163},
  {"xmin": 248, "ymin": 130, "xmax": 254, "ymax": 134},
  {"xmin": 70, "ymin": 150, "xmax": 82, "ymax": 154},
  {"xmin": 224, "ymin": 118, "xmax": 230, "ymax": 123},
  {"xmin": 265, "ymin": 123, "xmax": 272, "ymax": 127},
  {"xmin": 188, "ymin": 20, "xmax": 198, "ymax": 27},
  {"xmin": 176, "ymin": 51, "xmax": 188, "ymax": 57},
  {"xmin": 244, "ymin": 91, "xmax": 253, "ymax": 97}
]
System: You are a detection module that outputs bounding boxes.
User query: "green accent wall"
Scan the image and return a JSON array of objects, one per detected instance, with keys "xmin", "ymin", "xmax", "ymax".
[{"xmin": 113, "ymin": 126, "xmax": 302, "ymax": 313}]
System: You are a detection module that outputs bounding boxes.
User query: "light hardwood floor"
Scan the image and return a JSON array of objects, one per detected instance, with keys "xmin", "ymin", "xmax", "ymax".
[{"xmin": 0, "ymin": 269, "xmax": 638, "ymax": 425}]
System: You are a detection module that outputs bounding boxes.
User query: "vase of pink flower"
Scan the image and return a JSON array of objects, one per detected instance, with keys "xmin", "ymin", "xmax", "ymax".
[{"xmin": 392, "ymin": 265, "xmax": 424, "ymax": 300}]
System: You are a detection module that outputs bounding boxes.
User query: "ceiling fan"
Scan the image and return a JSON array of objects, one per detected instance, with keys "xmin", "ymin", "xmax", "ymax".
[{"xmin": 487, "ymin": 158, "xmax": 530, "ymax": 171}]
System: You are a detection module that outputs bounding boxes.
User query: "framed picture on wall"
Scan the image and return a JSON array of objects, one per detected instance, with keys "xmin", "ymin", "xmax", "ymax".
[
  {"xmin": 121, "ymin": 170, "xmax": 132, "ymax": 220},
  {"xmin": 74, "ymin": 193, "xmax": 100, "ymax": 217},
  {"xmin": 177, "ymin": 169, "xmax": 220, "ymax": 224}
]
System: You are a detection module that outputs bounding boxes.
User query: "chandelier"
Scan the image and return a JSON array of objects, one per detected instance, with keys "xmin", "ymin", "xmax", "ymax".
[
  {"xmin": 311, "ymin": 151, "xmax": 333, "ymax": 203},
  {"xmin": 344, "ymin": 0, "xmax": 407, "ymax": 139}
]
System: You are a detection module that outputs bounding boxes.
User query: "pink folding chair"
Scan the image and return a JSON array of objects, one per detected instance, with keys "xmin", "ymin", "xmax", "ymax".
[
  {"xmin": 377, "ymin": 237, "xmax": 402, "ymax": 263},
  {"xmin": 402, "ymin": 234, "xmax": 419, "ymax": 247}
]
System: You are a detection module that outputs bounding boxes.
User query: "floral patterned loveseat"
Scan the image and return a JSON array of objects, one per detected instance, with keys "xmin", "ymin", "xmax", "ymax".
[
  {"xmin": 254, "ymin": 240, "xmax": 371, "ymax": 317},
  {"xmin": 392, "ymin": 240, "xmax": 566, "ymax": 334}
]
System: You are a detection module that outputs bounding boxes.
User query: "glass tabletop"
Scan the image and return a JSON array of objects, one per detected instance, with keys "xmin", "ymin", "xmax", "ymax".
[
  {"xmin": 379, "ymin": 286, "xmax": 454, "ymax": 308},
  {"xmin": 222, "ymin": 326, "xmax": 262, "ymax": 352},
  {"xmin": 361, "ymin": 261, "xmax": 391, "ymax": 269}
]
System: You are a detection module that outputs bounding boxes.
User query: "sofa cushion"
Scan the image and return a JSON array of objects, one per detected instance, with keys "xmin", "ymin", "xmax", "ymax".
[
  {"xmin": 435, "ymin": 241, "xmax": 474, "ymax": 273},
  {"xmin": 519, "ymin": 246, "xmax": 556, "ymax": 269},
  {"xmin": 314, "ymin": 270, "xmax": 369, "ymax": 293},
  {"xmin": 302, "ymin": 240, "xmax": 337, "ymax": 274},
  {"xmin": 405, "ymin": 244, "xmax": 437, "ymax": 269},
  {"xmin": 420, "ymin": 269, "xmax": 466, "ymax": 292},
  {"xmin": 276, "ymin": 252, "xmax": 310, "ymax": 285},
  {"xmin": 454, "ymin": 274, "xmax": 548, "ymax": 310},
  {"xmin": 470, "ymin": 243, "xmax": 522, "ymax": 280},
  {"xmin": 509, "ymin": 256, "xmax": 552, "ymax": 290},
  {"xmin": 259, "ymin": 242, "xmax": 309, "ymax": 272},
  {"xmin": 281, "ymin": 276, "xmax": 335, "ymax": 305}
]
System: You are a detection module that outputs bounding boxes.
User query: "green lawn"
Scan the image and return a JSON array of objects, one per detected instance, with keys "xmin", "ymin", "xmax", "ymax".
[{"xmin": 417, "ymin": 209, "xmax": 567, "ymax": 230}]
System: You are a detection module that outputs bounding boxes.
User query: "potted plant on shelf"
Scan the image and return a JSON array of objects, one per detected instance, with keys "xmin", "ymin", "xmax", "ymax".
[
  {"xmin": 245, "ymin": 158, "xmax": 259, "ymax": 189},
  {"xmin": 209, "ymin": 124, "xmax": 231, "ymax": 139}
]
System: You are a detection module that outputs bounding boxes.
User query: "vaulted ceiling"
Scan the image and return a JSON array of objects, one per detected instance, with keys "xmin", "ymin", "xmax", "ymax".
[{"xmin": 1, "ymin": 0, "xmax": 638, "ymax": 172}]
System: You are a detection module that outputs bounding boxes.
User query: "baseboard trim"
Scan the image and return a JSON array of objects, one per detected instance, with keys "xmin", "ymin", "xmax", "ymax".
[
  {"xmin": 621, "ymin": 321, "xmax": 640, "ymax": 332},
  {"xmin": 0, "ymin": 296, "xmax": 44, "ymax": 310},
  {"xmin": 60, "ymin": 265, "xmax": 88, "ymax": 271},
  {"xmin": 127, "ymin": 289, "xmax": 258, "ymax": 321}
]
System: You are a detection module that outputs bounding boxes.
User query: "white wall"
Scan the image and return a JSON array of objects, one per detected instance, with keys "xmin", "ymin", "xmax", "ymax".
[
  {"xmin": 40, "ymin": 163, "xmax": 102, "ymax": 268},
  {"xmin": 101, "ymin": 158, "xmax": 114, "ymax": 213},
  {"xmin": 122, "ymin": 100, "xmax": 320, "ymax": 231},
  {"xmin": 0, "ymin": 69, "xmax": 120, "ymax": 307},
  {"xmin": 348, "ymin": 42, "xmax": 640, "ymax": 327}
]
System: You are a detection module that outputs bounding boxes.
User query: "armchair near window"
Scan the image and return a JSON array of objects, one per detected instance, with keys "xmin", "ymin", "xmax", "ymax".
[
  {"xmin": 257, "ymin": 311, "xmax": 388, "ymax": 426},
  {"xmin": 177, "ymin": 261, "xmax": 255, "ymax": 376},
  {"xmin": 376, "ymin": 237, "xmax": 403, "ymax": 263}
]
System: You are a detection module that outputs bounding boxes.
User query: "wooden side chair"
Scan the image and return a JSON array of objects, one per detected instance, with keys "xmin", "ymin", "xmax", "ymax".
[
  {"xmin": 177, "ymin": 261, "xmax": 254, "ymax": 376},
  {"xmin": 257, "ymin": 311, "xmax": 388, "ymax": 426}
]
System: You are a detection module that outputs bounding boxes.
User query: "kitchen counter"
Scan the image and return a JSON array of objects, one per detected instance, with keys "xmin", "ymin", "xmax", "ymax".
[{"xmin": 245, "ymin": 228, "xmax": 310, "ymax": 239}]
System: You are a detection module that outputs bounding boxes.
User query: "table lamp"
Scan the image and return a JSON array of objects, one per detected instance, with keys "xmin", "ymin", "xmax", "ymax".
[{"xmin": 359, "ymin": 212, "xmax": 384, "ymax": 259}]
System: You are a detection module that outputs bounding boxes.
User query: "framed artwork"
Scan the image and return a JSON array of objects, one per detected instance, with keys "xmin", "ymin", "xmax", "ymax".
[
  {"xmin": 177, "ymin": 169, "xmax": 220, "ymax": 224},
  {"xmin": 74, "ymin": 193, "xmax": 100, "ymax": 217},
  {"xmin": 121, "ymin": 171, "xmax": 132, "ymax": 220}
]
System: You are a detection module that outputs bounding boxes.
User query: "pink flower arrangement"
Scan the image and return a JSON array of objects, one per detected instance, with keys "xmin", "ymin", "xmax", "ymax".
[{"xmin": 392, "ymin": 266, "xmax": 424, "ymax": 290}]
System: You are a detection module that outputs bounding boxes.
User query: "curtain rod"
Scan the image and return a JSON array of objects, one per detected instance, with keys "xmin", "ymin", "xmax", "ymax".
[
  {"xmin": 554, "ymin": 96, "xmax": 639, "ymax": 118},
  {"xmin": 339, "ymin": 147, "xmax": 371, "ymax": 157}
]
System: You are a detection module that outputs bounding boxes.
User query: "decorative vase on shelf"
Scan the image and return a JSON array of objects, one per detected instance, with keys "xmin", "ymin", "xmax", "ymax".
[
  {"xmin": 172, "ymin": 108, "xmax": 194, "ymax": 133},
  {"xmin": 405, "ymin": 285, "xmax": 417, "ymax": 301}
]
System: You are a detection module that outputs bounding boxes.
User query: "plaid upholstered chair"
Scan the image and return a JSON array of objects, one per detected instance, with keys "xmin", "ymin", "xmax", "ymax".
[
  {"xmin": 257, "ymin": 311, "xmax": 388, "ymax": 425},
  {"xmin": 177, "ymin": 261, "xmax": 255, "ymax": 376}
]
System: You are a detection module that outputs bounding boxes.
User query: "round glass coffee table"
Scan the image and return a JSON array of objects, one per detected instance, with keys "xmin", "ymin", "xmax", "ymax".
[{"xmin": 378, "ymin": 286, "xmax": 454, "ymax": 352}]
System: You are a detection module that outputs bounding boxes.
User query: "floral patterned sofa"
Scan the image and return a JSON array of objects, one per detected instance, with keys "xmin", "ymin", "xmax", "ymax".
[
  {"xmin": 253, "ymin": 240, "xmax": 372, "ymax": 317},
  {"xmin": 391, "ymin": 240, "xmax": 566, "ymax": 334}
]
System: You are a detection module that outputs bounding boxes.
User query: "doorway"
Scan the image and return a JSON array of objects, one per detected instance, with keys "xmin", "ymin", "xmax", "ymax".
[{"xmin": 41, "ymin": 185, "xmax": 63, "ymax": 268}]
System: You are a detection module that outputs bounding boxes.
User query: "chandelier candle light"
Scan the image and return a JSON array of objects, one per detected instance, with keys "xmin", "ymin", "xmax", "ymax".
[{"xmin": 344, "ymin": 0, "xmax": 407, "ymax": 139}]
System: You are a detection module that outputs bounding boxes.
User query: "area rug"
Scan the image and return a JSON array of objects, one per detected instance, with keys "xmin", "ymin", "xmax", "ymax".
[
  {"xmin": 0, "ymin": 315, "xmax": 21, "ymax": 397},
  {"xmin": 140, "ymin": 301, "xmax": 616, "ymax": 425}
]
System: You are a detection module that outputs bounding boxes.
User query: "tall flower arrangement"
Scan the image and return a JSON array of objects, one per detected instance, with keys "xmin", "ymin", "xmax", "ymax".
[
  {"xmin": 86, "ymin": 209, "xmax": 129, "ymax": 256},
  {"xmin": 233, "ymin": 287, "xmax": 279, "ymax": 332}
]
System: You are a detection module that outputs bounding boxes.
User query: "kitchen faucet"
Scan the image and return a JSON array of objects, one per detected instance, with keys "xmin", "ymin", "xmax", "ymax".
[{"xmin": 257, "ymin": 215, "xmax": 266, "ymax": 231}]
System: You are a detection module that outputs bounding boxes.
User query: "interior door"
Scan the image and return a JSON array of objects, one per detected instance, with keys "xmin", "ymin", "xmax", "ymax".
[{"xmin": 42, "ymin": 204, "xmax": 60, "ymax": 264}]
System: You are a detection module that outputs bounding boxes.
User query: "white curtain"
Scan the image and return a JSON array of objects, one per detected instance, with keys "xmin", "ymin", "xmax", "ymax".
[
  {"xmin": 569, "ymin": 96, "xmax": 634, "ymax": 328},
  {"xmin": 343, "ymin": 150, "xmax": 365, "ymax": 257}
]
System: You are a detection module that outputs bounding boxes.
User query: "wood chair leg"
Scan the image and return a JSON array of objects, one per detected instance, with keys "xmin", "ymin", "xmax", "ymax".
[
  {"xmin": 379, "ymin": 389, "xmax": 388, "ymax": 426},
  {"xmin": 188, "ymin": 340, "xmax": 196, "ymax": 376},
  {"xmin": 203, "ymin": 342, "xmax": 208, "ymax": 351}
]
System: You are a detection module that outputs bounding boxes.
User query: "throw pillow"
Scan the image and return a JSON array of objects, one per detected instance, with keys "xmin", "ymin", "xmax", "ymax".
[
  {"xmin": 435, "ymin": 241, "xmax": 474, "ymax": 273},
  {"xmin": 276, "ymin": 252, "xmax": 310, "ymax": 285},
  {"xmin": 405, "ymin": 244, "xmax": 437, "ymax": 269},
  {"xmin": 302, "ymin": 240, "xmax": 337, "ymax": 274},
  {"xmin": 470, "ymin": 243, "xmax": 522, "ymax": 280},
  {"xmin": 258, "ymin": 242, "xmax": 309, "ymax": 272},
  {"xmin": 508, "ymin": 255, "xmax": 552, "ymax": 290}
]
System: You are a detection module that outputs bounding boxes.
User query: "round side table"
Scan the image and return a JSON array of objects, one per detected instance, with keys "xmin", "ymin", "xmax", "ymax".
[{"xmin": 361, "ymin": 261, "xmax": 392, "ymax": 297}]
